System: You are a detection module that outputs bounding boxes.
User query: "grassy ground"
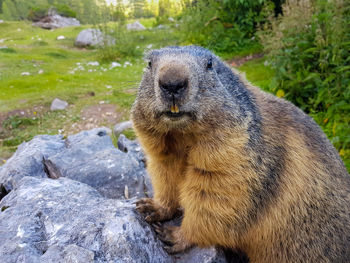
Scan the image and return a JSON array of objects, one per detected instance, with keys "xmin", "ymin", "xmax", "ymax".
[
  {"xmin": 0, "ymin": 20, "xmax": 348, "ymax": 171},
  {"xmin": 0, "ymin": 19, "xmax": 179, "ymax": 162}
]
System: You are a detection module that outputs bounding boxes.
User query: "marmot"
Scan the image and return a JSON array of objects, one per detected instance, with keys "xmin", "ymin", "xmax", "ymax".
[{"xmin": 131, "ymin": 46, "xmax": 350, "ymax": 263}]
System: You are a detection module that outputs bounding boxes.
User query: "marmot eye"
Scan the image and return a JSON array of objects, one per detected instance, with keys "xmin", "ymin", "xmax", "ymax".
[
  {"xmin": 207, "ymin": 58, "xmax": 213, "ymax": 69},
  {"xmin": 148, "ymin": 61, "xmax": 152, "ymax": 68}
]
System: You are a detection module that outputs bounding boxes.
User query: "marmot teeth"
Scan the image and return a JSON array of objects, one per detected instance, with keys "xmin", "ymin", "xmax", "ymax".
[{"xmin": 171, "ymin": 104, "xmax": 179, "ymax": 113}]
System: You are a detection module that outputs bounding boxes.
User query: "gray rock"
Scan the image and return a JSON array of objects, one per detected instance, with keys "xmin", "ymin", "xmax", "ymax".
[
  {"xmin": 0, "ymin": 177, "xmax": 171, "ymax": 263},
  {"xmin": 156, "ymin": 24, "xmax": 169, "ymax": 30},
  {"xmin": 0, "ymin": 134, "xmax": 65, "ymax": 193},
  {"xmin": 113, "ymin": 120, "xmax": 133, "ymax": 137},
  {"xmin": 33, "ymin": 10, "xmax": 80, "ymax": 29},
  {"xmin": 0, "ymin": 128, "xmax": 150, "ymax": 200},
  {"xmin": 126, "ymin": 21, "xmax": 146, "ymax": 31},
  {"xmin": 40, "ymin": 244, "xmax": 95, "ymax": 263},
  {"xmin": 176, "ymin": 247, "xmax": 227, "ymax": 263},
  {"xmin": 50, "ymin": 98, "xmax": 68, "ymax": 111},
  {"xmin": 46, "ymin": 128, "xmax": 150, "ymax": 199},
  {"xmin": 0, "ymin": 128, "xmax": 228, "ymax": 262},
  {"xmin": 75, "ymin": 29, "xmax": 115, "ymax": 48}
]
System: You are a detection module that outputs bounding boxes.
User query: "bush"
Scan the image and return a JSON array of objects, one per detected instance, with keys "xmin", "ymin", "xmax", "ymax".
[
  {"xmin": 54, "ymin": 4, "xmax": 77, "ymax": 18},
  {"xmin": 179, "ymin": 0, "xmax": 276, "ymax": 53},
  {"xmin": 259, "ymin": 0, "xmax": 350, "ymax": 168},
  {"xmin": 28, "ymin": 6, "xmax": 48, "ymax": 22}
]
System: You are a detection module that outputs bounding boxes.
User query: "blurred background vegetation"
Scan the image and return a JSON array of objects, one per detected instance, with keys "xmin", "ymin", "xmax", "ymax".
[{"xmin": 0, "ymin": 0, "xmax": 349, "ymax": 171}]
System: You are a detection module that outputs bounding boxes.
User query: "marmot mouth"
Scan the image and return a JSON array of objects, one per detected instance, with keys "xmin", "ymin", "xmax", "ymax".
[{"xmin": 164, "ymin": 111, "xmax": 186, "ymax": 118}]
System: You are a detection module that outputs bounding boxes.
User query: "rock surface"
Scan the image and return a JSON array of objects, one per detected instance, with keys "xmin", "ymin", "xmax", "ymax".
[
  {"xmin": 50, "ymin": 98, "xmax": 68, "ymax": 111},
  {"xmin": 0, "ymin": 177, "xmax": 170, "ymax": 263},
  {"xmin": 33, "ymin": 10, "xmax": 80, "ymax": 29},
  {"xmin": 75, "ymin": 29, "xmax": 115, "ymax": 48},
  {"xmin": 0, "ymin": 127, "xmax": 228, "ymax": 262},
  {"xmin": 126, "ymin": 21, "xmax": 146, "ymax": 31}
]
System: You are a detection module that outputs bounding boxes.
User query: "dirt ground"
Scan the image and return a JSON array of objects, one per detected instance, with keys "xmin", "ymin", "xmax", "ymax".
[{"xmin": 66, "ymin": 103, "xmax": 123, "ymax": 134}]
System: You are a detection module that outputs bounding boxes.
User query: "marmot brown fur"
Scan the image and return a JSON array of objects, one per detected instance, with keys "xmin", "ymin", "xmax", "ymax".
[{"xmin": 131, "ymin": 46, "xmax": 350, "ymax": 263}]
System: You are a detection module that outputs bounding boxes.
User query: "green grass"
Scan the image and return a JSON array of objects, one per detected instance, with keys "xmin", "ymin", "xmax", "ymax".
[
  {"xmin": 0, "ymin": 19, "xmax": 176, "ymax": 161},
  {"xmin": 238, "ymin": 57, "xmax": 274, "ymax": 91},
  {"xmin": 0, "ymin": 20, "xmax": 160, "ymax": 112}
]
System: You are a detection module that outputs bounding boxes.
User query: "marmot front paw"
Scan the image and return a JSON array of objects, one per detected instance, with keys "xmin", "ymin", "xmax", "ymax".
[
  {"xmin": 135, "ymin": 198, "xmax": 176, "ymax": 223},
  {"xmin": 153, "ymin": 224, "xmax": 193, "ymax": 254}
]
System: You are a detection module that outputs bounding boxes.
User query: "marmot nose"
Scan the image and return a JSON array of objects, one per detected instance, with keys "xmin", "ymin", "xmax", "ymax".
[
  {"xmin": 158, "ymin": 65, "xmax": 189, "ymax": 95},
  {"xmin": 159, "ymin": 78, "xmax": 188, "ymax": 94}
]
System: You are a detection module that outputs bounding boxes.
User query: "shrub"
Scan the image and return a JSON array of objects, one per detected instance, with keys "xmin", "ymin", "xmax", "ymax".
[
  {"xmin": 28, "ymin": 5, "xmax": 76, "ymax": 22},
  {"xmin": 259, "ymin": 0, "xmax": 350, "ymax": 168},
  {"xmin": 54, "ymin": 4, "xmax": 77, "ymax": 18},
  {"xmin": 28, "ymin": 6, "xmax": 48, "ymax": 22},
  {"xmin": 179, "ymin": 0, "xmax": 276, "ymax": 53}
]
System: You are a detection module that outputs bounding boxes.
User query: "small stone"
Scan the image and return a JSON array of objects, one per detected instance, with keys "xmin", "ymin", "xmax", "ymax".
[
  {"xmin": 110, "ymin": 62, "xmax": 121, "ymax": 69},
  {"xmin": 156, "ymin": 24, "xmax": 168, "ymax": 29},
  {"xmin": 126, "ymin": 21, "xmax": 146, "ymax": 31},
  {"xmin": 123, "ymin": 61, "xmax": 132, "ymax": 68},
  {"xmin": 38, "ymin": 69, "xmax": 44, "ymax": 74},
  {"xmin": 87, "ymin": 61, "xmax": 99, "ymax": 66},
  {"xmin": 21, "ymin": 72, "xmax": 30, "ymax": 76},
  {"xmin": 56, "ymin": 35, "xmax": 65, "ymax": 40},
  {"xmin": 50, "ymin": 98, "xmax": 68, "ymax": 111}
]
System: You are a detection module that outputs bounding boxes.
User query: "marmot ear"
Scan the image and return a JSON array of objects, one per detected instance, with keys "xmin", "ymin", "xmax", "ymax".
[{"xmin": 207, "ymin": 58, "xmax": 213, "ymax": 70}]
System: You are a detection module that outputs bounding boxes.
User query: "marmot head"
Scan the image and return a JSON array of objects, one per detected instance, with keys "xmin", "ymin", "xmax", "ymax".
[{"xmin": 131, "ymin": 46, "xmax": 250, "ymax": 134}]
